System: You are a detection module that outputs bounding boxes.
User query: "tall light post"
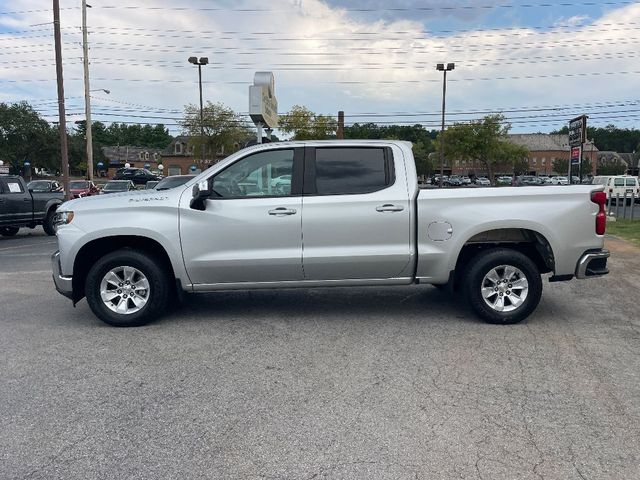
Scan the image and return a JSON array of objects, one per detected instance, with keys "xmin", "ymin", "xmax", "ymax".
[
  {"xmin": 436, "ymin": 63, "xmax": 455, "ymax": 188},
  {"xmin": 188, "ymin": 56, "xmax": 208, "ymax": 166},
  {"xmin": 83, "ymin": 88, "xmax": 110, "ymax": 181}
]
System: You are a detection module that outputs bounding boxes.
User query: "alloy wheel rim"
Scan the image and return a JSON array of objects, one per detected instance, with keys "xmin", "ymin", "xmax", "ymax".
[
  {"xmin": 481, "ymin": 264, "xmax": 529, "ymax": 313},
  {"xmin": 99, "ymin": 266, "xmax": 150, "ymax": 315}
]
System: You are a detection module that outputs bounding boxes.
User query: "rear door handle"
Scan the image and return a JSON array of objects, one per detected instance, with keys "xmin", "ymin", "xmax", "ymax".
[
  {"xmin": 376, "ymin": 204, "xmax": 404, "ymax": 212},
  {"xmin": 268, "ymin": 207, "xmax": 297, "ymax": 216}
]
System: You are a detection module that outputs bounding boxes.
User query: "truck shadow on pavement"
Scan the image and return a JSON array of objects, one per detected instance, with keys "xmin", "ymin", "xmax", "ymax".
[{"xmin": 155, "ymin": 286, "xmax": 519, "ymax": 327}]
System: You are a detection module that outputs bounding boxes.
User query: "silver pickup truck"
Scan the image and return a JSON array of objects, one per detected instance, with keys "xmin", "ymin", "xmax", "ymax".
[{"xmin": 52, "ymin": 140, "xmax": 609, "ymax": 327}]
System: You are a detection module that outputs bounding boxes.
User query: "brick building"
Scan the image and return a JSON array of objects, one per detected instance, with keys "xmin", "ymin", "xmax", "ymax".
[
  {"xmin": 101, "ymin": 146, "xmax": 164, "ymax": 178},
  {"xmin": 159, "ymin": 136, "xmax": 253, "ymax": 176},
  {"xmin": 449, "ymin": 134, "xmax": 598, "ymax": 177}
]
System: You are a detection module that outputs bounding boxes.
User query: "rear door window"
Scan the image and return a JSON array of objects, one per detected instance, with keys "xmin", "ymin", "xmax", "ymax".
[
  {"xmin": 1, "ymin": 179, "xmax": 24, "ymax": 193},
  {"xmin": 625, "ymin": 178, "xmax": 637, "ymax": 186},
  {"xmin": 614, "ymin": 178, "xmax": 625, "ymax": 187},
  {"xmin": 310, "ymin": 147, "xmax": 393, "ymax": 195}
]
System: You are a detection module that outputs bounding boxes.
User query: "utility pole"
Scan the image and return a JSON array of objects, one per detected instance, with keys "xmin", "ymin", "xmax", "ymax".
[
  {"xmin": 82, "ymin": 0, "xmax": 93, "ymax": 181},
  {"xmin": 337, "ymin": 110, "xmax": 344, "ymax": 139},
  {"xmin": 53, "ymin": 0, "xmax": 70, "ymax": 200}
]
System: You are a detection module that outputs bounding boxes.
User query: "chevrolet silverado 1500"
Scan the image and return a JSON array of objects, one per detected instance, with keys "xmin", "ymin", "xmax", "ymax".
[{"xmin": 52, "ymin": 141, "xmax": 609, "ymax": 327}]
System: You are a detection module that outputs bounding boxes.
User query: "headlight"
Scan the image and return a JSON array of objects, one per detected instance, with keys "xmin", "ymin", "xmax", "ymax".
[{"xmin": 53, "ymin": 211, "xmax": 74, "ymax": 229}]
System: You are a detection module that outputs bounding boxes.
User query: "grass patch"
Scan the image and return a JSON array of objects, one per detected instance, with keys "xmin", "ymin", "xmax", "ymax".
[{"xmin": 607, "ymin": 219, "xmax": 640, "ymax": 247}]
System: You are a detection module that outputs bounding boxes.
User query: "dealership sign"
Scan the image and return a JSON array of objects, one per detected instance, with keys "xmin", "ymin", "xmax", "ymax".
[
  {"xmin": 249, "ymin": 72, "xmax": 278, "ymax": 128},
  {"xmin": 568, "ymin": 115, "xmax": 587, "ymax": 148},
  {"xmin": 571, "ymin": 146, "xmax": 581, "ymax": 165}
]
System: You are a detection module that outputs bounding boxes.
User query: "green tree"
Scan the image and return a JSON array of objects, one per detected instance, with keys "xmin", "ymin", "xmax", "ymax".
[
  {"xmin": 596, "ymin": 159, "xmax": 627, "ymax": 175},
  {"xmin": 412, "ymin": 140, "xmax": 433, "ymax": 177},
  {"xmin": 553, "ymin": 124, "xmax": 640, "ymax": 153},
  {"xmin": 180, "ymin": 102, "xmax": 250, "ymax": 167},
  {"xmin": 344, "ymin": 122, "xmax": 437, "ymax": 145},
  {"xmin": 436, "ymin": 114, "xmax": 529, "ymax": 185},
  {"xmin": 0, "ymin": 102, "xmax": 58, "ymax": 173},
  {"xmin": 279, "ymin": 105, "xmax": 337, "ymax": 140},
  {"xmin": 552, "ymin": 157, "xmax": 568, "ymax": 175},
  {"xmin": 552, "ymin": 157, "xmax": 592, "ymax": 177}
]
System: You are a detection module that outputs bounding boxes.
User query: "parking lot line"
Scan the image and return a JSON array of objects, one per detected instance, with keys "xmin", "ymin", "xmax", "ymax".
[{"xmin": 0, "ymin": 240, "xmax": 56, "ymax": 253}]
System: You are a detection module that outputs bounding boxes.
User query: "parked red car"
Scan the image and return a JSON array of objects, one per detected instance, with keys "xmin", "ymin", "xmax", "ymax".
[{"xmin": 69, "ymin": 180, "xmax": 100, "ymax": 198}]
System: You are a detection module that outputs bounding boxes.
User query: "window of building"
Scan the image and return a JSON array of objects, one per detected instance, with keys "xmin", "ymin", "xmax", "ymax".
[
  {"xmin": 168, "ymin": 165, "xmax": 181, "ymax": 176},
  {"xmin": 313, "ymin": 147, "xmax": 391, "ymax": 195},
  {"xmin": 542, "ymin": 158, "xmax": 546, "ymax": 165},
  {"xmin": 145, "ymin": 152, "xmax": 150, "ymax": 161},
  {"xmin": 175, "ymin": 143, "xmax": 183, "ymax": 155},
  {"xmin": 532, "ymin": 158, "xmax": 537, "ymax": 166}
]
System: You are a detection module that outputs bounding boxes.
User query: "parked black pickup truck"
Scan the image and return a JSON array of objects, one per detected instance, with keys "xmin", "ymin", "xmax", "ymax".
[{"xmin": 0, "ymin": 176, "xmax": 64, "ymax": 236}]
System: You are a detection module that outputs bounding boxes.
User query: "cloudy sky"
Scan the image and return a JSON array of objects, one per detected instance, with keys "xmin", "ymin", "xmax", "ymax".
[{"xmin": 1, "ymin": 0, "xmax": 639, "ymax": 136}]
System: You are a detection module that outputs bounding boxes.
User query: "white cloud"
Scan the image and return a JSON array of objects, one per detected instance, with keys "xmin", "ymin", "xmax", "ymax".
[
  {"xmin": 1, "ymin": 0, "xmax": 639, "ymax": 133},
  {"xmin": 553, "ymin": 14, "xmax": 591, "ymax": 28}
]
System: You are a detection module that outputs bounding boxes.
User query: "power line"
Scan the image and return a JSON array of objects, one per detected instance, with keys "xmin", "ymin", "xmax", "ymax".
[
  {"xmin": 19, "ymin": 95, "xmax": 640, "ymax": 119},
  {"xmin": 94, "ymin": 2, "xmax": 634, "ymax": 13},
  {"xmin": 84, "ymin": 21, "xmax": 640, "ymax": 38},
  {"xmin": 4, "ymin": 69, "xmax": 640, "ymax": 84},
  {"xmin": 86, "ymin": 36, "xmax": 640, "ymax": 52},
  {"xmin": 0, "ymin": 7, "xmax": 78, "ymax": 15},
  {"xmin": 0, "ymin": 21, "xmax": 638, "ymax": 38},
  {"xmin": 76, "ymin": 52, "xmax": 638, "ymax": 72},
  {"xmin": 48, "ymin": 25, "xmax": 640, "ymax": 43}
]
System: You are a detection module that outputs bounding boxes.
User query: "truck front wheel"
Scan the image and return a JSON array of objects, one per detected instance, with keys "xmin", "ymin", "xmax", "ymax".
[
  {"xmin": 85, "ymin": 249, "xmax": 170, "ymax": 327},
  {"xmin": 464, "ymin": 248, "xmax": 542, "ymax": 325}
]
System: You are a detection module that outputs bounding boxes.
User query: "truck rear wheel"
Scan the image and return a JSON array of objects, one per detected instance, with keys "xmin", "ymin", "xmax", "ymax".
[
  {"xmin": 464, "ymin": 248, "xmax": 542, "ymax": 324},
  {"xmin": 85, "ymin": 249, "xmax": 170, "ymax": 327}
]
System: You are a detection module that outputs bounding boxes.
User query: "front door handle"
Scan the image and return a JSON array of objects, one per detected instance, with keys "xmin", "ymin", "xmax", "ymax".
[
  {"xmin": 268, "ymin": 207, "xmax": 297, "ymax": 216},
  {"xmin": 376, "ymin": 204, "xmax": 404, "ymax": 212}
]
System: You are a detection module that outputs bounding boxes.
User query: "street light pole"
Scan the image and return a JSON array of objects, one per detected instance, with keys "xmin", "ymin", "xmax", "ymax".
[
  {"xmin": 189, "ymin": 56, "xmax": 208, "ymax": 166},
  {"xmin": 436, "ymin": 63, "xmax": 455, "ymax": 188}
]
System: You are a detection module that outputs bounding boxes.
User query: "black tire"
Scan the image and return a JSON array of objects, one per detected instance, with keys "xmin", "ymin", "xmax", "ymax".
[
  {"xmin": 85, "ymin": 249, "xmax": 171, "ymax": 327},
  {"xmin": 43, "ymin": 209, "xmax": 56, "ymax": 236},
  {"xmin": 464, "ymin": 248, "xmax": 542, "ymax": 325},
  {"xmin": 0, "ymin": 226, "xmax": 20, "ymax": 237}
]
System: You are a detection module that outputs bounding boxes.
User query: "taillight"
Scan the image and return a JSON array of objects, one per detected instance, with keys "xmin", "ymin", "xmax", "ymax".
[{"xmin": 591, "ymin": 191, "xmax": 606, "ymax": 235}]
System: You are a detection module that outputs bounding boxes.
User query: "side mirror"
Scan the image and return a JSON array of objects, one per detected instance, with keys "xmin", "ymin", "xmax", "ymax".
[{"xmin": 190, "ymin": 180, "xmax": 211, "ymax": 211}]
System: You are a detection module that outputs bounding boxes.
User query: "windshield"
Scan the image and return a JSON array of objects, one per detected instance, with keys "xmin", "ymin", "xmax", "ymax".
[
  {"xmin": 104, "ymin": 182, "xmax": 129, "ymax": 191},
  {"xmin": 69, "ymin": 181, "xmax": 90, "ymax": 189},
  {"xmin": 155, "ymin": 176, "xmax": 194, "ymax": 190},
  {"xmin": 27, "ymin": 181, "xmax": 51, "ymax": 191}
]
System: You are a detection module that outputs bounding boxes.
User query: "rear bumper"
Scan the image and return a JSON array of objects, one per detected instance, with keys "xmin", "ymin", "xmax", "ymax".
[
  {"xmin": 575, "ymin": 249, "xmax": 610, "ymax": 279},
  {"xmin": 51, "ymin": 251, "xmax": 73, "ymax": 299}
]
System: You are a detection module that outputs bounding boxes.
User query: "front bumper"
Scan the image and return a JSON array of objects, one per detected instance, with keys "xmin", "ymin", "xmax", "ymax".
[
  {"xmin": 51, "ymin": 251, "xmax": 73, "ymax": 299},
  {"xmin": 575, "ymin": 249, "xmax": 610, "ymax": 279}
]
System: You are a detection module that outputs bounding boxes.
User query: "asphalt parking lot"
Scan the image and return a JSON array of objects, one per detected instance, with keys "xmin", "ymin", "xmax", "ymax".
[{"xmin": 1, "ymin": 228, "xmax": 639, "ymax": 479}]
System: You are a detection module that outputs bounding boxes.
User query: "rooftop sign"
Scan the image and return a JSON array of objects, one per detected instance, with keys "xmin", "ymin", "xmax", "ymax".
[{"xmin": 249, "ymin": 72, "xmax": 278, "ymax": 129}]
